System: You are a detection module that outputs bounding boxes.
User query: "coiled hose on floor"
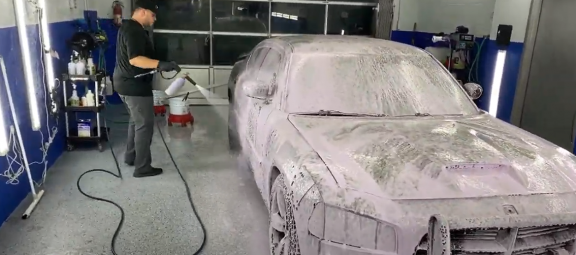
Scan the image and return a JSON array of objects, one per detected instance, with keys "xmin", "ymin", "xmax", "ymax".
[{"xmin": 76, "ymin": 120, "xmax": 207, "ymax": 255}]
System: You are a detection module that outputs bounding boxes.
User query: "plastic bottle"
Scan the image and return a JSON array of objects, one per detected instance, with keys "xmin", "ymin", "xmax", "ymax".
[
  {"xmin": 68, "ymin": 56, "xmax": 76, "ymax": 75},
  {"xmin": 85, "ymin": 90, "xmax": 95, "ymax": 106},
  {"xmin": 76, "ymin": 59, "xmax": 86, "ymax": 75},
  {"xmin": 81, "ymin": 96, "xmax": 87, "ymax": 107},
  {"xmin": 68, "ymin": 84, "xmax": 80, "ymax": 106},
  {"xmin": 87, "ymin": 57, "xmax": 96, "ymax": 75}
]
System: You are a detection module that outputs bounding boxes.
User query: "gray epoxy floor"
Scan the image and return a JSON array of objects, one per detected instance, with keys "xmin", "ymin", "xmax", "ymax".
[{"xmin": 0, "ymin": 105, "xmax": 270, "ymax": 255}]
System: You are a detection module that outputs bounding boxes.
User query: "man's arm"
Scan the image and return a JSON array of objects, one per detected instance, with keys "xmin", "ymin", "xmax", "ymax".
[
  {"xmin": 130, "ymin": 56, "xmax": 159, "ymax": 69},
  {"xmin": 125, "ymin": 29, "xmax": 159, "ymax": 69}
]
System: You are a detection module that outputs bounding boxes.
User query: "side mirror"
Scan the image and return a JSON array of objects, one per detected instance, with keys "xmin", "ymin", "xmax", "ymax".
[
  {"xmin": 243, "ymin": 80, "xmax": 269, "ymax": 99},
  {"xmin": 238, "ymin": 52, "xmax": 249, "ymax": 61},
  {"xmin": 463, "ymin": 82, "xmax": 483, "ymax": 100}
]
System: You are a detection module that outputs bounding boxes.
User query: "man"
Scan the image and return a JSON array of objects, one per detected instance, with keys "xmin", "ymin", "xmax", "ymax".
[{"xmin": 113, "ymin": 0, "xmax": 180, "ymax": 178}]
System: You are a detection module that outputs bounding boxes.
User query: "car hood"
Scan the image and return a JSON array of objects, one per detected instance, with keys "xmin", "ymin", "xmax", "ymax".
[{"xmin": 288, "ymin": 114, "xmax": 576, "ymax": 200}]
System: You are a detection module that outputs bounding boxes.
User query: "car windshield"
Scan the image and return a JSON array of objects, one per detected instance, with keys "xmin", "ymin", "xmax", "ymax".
[{"xmin": 285, "ymin": 53, "xmax": 478, "ymax": 116}]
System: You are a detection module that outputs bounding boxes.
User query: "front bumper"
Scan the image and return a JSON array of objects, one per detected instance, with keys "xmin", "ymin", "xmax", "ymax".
[
  {"xmin": 318, "ymin": 239, "xmax": 393, "ymax": 255},
  {"xmin": 426, "ymin": 212, "xmax": 576, "ymax": 255}
]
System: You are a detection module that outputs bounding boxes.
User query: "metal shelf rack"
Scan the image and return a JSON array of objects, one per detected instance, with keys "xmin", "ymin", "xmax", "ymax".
[{"xmin": 62, "ymin": 73, "xmax": 109, "ymax": 152}]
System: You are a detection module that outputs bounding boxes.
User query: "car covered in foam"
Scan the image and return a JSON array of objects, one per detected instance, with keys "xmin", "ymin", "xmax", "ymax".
[{"xmin": 227, "ymin": 35, "xmax": 576, "ymax": 255}]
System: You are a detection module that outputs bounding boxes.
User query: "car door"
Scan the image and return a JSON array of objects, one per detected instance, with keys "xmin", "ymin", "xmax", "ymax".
[
  {"xmin": 253, "ymin": 48, "xmax": 282, "ymax": 158},
  {"xmin": 235, "ymin": 47, "xmax": 270, "ymax": 151},
  {"xmin": 250, "ymin": 48, "xmax": 284, "ymax": 190}
]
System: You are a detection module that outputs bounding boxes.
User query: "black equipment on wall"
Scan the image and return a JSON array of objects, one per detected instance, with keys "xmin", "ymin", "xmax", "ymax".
[{"xmin": 496, "ymin": 24, "xmax": 513, "ymax": 47}]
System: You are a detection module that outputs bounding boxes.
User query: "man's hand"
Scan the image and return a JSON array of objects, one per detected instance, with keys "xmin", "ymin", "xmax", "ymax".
[{"xmin": 157, "ymin": 61, "xmax": 181, "ymax": 72}]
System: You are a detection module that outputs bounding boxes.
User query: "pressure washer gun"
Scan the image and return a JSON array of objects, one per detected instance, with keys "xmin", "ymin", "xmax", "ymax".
[
  {"xmin": 134, "ymin": 69, "xmax": 158, "ymax": 78},
  {"xmin": 134, "ymin": 63, "xmax": 184, "ymax": 79}
]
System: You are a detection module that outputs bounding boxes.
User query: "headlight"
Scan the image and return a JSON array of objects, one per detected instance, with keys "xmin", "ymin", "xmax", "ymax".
[{"xmin": 309, "ymin": 203, "xmax": 398, "ymax": 252}]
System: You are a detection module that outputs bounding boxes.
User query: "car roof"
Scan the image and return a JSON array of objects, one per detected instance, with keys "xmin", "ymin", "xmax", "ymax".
[{"xmin": 267, "ymin": 35, "xmax": 428, "ymax": 56}]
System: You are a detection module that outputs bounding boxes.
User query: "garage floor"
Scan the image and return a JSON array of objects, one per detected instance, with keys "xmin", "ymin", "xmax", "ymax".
[{"xmin": 0, "ymin": 105, "xmax": 270, "ymax": 255}]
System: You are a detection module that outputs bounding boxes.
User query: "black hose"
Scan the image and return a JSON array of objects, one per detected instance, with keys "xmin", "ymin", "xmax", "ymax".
[
  {"xmin": 76, "ymin": 120, "xmax": 207, "ymax": 255},
  {"xmin": 155, "ymin": 121, "xmax": 207, "ymax": 254}
]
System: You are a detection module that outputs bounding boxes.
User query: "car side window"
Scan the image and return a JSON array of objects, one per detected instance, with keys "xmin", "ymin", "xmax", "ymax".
[
  {"xmin": 256, "ymin": 49, "xmax": 282, "ymax": 85},
  {"xmin": 247, "ymin": 47, "xmax": 270, "ymax": 71}
]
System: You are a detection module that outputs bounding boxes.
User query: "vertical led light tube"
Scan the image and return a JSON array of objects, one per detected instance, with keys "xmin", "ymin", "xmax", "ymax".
[
  {"xmin": 489, "ymin": 24, "xmax": 513, "ymax": 118},
  {"xmin": 488, "ymin": 50, "xmax": 507, "ymax": 117},
  {"xmin": 1, "ymin": 56, "xmax": 45, "ymax": 219},
  {"xmin": 38, "ymin": 0, "xmax": 56, "ymax": 102},
  {"xmin": 13, "ymin": 0, "xmax": 41, "ymax": 131},
  {"xmin": 0, "ymin": 74, "xmax": 8, "ymax": 156}
]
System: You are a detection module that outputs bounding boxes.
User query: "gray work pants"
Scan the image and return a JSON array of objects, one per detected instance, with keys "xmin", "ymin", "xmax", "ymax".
[{"xmin": 120, "ymin": 95, "xmax": 155, "ymax": 172}]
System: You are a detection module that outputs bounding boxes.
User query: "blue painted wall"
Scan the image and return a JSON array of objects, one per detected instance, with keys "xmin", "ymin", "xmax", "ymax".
[
  {"xmin": 390, "ymin": 30, "xmax": 524, "ymax": 122},
  {"xmin": 0, "ymin": 17, "xmax": 122, "ymax": 225},
  {"xmin": 0, "ymin": 21, "xmax": 75, "ymax": 224}
]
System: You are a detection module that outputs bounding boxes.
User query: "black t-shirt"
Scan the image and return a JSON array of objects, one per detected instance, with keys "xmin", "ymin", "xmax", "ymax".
[{"xmin": 113, "ymin": 19, "xmax": 156, "ymax": 97}]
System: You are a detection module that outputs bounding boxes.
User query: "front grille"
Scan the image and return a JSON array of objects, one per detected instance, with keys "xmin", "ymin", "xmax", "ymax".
[{"xmin": 415, "ymin": 225, "xmax": 576, "ymax": 255}]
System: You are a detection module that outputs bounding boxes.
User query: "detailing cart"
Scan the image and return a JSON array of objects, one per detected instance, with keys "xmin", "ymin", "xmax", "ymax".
[{"xmin": 62, "ymin": 73, "xmax": 109, "ymax": 152}]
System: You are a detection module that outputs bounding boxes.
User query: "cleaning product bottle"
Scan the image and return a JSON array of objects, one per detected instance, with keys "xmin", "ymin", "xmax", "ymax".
[
  {"xmin": 76, "ymin": 59, "xmax": 86, "ymax": 75},
  {"xmin": 87, "ymin": 57, "xmax": 96, "ymax": 75},
  {"xmin": 81, "ymin": 96, "xmax": 87, "ymax": 106},
  {"xmin": 85, "ymin": 89, "xmax": 95, "ymax": 106},
  {"xmin": 68, "ymin": 55, "xmax": 76, "ymax": 75},
  {"xmin": 68, "ymin": 84, "xmax": 80, "ymax": 106}
]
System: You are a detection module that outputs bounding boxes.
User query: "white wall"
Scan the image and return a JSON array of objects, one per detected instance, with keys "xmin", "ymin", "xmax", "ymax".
[
  {"xmin": 0, "ymin": 0, "xmax": 15, "ymax": 28},
  {"xmin": 0, "ymin": 0, "xmax": 83, "ymax": 28},
  {"xmin": 86, "ymin": 0, "xmax": 132, "ymax": 20},
  {"xmin": 394, "ymin": 0, "xmax": 418, "ymax": 31},
  {"xmin": 395, "ymin": 0, "xmax": 496, "ymax": 36},
  {"xmin": 490, "ymin": 0, "xmax": 531, "ymax": 42},
  {"xmin": 45, "ymin": 0, "xmax": 84, "ymax": 23}
]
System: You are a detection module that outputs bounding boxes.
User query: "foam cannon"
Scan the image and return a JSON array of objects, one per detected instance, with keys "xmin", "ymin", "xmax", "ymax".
[
  {"xmin": 163, "ymin": 73, "xmax": 225, "ymax": 99},
  {"xmin": 165, "ymin": 75, "xmax": 194, "ymax": 97},
  {"xmin": 427, "ymin": 215, "xmax": 451, "ymax": 255}
]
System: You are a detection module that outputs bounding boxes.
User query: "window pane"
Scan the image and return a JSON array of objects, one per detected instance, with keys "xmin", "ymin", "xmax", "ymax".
[
  {"xmin": 212, "ymin": 0, "xmax": 269, "ymax": 33},
  {"xmin": 257, "ymin": 49, "xmax": 282, "ymax": 83},
  {"xmin": 330, "ymin": 0, "xmax": 377, "ymax": 2},
  {"xmin": 247, "ymin": 48, "xmax": 270, "ymax": 70},
  {"xmin": 154, "ymin": 0, "xmax": 210, "ymax": 31},
  {"xmin": 153, "ymin": 33, "xmax": 210, "ymax": 65},
  {"xmin": 271, "ymin": 3, "xmax": 325, "ymax": 34},
  {"xmin": 327, "ymin": 5, "xmax": 375, "ymax": 36},
  {"xmin": 213, "ymin": 36, "xmax": 268, "ymax": 65}
]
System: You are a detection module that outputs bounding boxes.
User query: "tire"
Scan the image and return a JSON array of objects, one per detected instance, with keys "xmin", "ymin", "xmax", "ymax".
[
  {"xmin": 227, "ymin": 87, "xmax": 239, "ymax": 152},
  {"xmin": 269, "ymin": 174, "xmax": 301, "ymax": 255},
  {"xmin": 228, "ymin": 128, "xmax": 240, "ymax": 152},
  {"xmin": 228, "ymin": 88, "xmax": 233, "ymax": 103}
]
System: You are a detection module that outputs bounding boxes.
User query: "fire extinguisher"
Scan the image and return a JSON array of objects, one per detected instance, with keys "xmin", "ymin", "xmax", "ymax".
[{"xmin": 112, "ymin": 1, "xmax": 123, "ymax": 27}]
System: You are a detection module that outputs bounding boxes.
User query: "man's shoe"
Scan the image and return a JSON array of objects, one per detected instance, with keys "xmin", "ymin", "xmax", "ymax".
[{"xmin": 133, "ymin": 167, "xmax": 163, "ymax": 178}]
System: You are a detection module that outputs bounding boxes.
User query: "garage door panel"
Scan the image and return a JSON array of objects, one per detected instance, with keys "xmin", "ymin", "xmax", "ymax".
[{"xmin": 521, "ymin": 0, "xmax": 576, "ymax": 150}]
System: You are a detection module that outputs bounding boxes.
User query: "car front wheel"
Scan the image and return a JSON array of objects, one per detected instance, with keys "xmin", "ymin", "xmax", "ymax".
[
  {"xmin": 228, "ymin": 128, "xmax": 240, "ymax": 152},
  {"xmin": 269, "ymin": 174, "xmax": 301, "ymax": 255}
]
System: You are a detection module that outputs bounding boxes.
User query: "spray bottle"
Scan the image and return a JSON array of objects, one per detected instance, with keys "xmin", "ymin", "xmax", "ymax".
[
  {"xmin": 76, "ymin": 58, "xmax": 86, "ymax": 75},
  {"xmin": 69, "ymin": 84, "xmax": 80, "ymax": 106},
  {"xmin": 87, "ymin": 57, "xmax": 96, "ymax": 75},
  {"xmin": 68, "ymin": 55, "xmax": 76, "ymax": 75},
  {"xmin": 85, "ymin": 89, "xmax": 95, "ymax": 106}
]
